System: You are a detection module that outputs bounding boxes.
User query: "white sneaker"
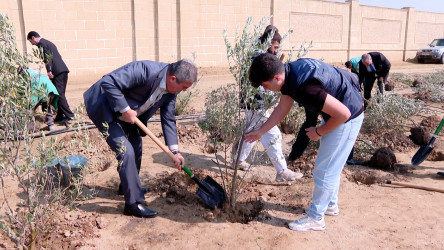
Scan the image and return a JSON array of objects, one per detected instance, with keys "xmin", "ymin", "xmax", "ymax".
[
  {"xmin": 304, "ymin": 204, "xmax": 340, "ymax": 216},
  {"xmin": 288, "ymin": 215, "xmax": 326, "ymax": 231},
  {"xmin": 231, "ymin": 161, "xmax": 250, "ymax": 171},
  {"xmin": 275, "ymin": 169, "xmax": 303, "ymax": 182},
  {"xmin": 48, "ymin": 125, "xmax": 55, "ymax": 131}
]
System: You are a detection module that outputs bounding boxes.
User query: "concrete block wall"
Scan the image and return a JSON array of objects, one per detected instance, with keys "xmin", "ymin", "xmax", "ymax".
[{"xmin": 1, "ymin": 0, "xmax": 444, "ymax": 83}]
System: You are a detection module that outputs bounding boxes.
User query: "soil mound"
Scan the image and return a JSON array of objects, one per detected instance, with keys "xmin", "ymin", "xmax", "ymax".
[
  {"xmin": 428, "ymin": 150, "xmax": 444, "ymax": 161},
  {"xmin": 370, "ymin": 147, "xmax": 397, "ymax": 170},
  {"xmin": 409, "ymin": 126, "xmax": 432, "ymax": 146},
  {"xmin": 420, "ymin": 115, "xmax": 442, "ymax": 132},
  {"xmin": 381, "ymin": 130, "xmax": 416, "ymax": 152},
  {"xmin": 40, "ymin": 206, "xmax": 100, "ymax": 249},
  {"xmin": 385, "ymin": 80, "xmax": 395, "ymax": 91},
  {"xmin": 58, "ymin": 129, "xmax": 115, "ymax": 172}
]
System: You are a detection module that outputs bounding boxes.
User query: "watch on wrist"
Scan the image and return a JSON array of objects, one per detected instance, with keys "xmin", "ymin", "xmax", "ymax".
[{"xmin": 172, "ymin": 150, "xmax": 180, "ymax": 155}]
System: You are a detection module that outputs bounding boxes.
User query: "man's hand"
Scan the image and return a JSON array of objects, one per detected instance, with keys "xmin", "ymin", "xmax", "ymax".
[
  {"xmin": 47, "ymin": 72, "xmax": 54, "ymax": 79},
  {"xmin": 305, "ymin": 126, "xmax": 321, "ymax": 141},
  {"xmin": 244, "ymin": 130, "xmax": 263, "ymax": 143},
  {"xmin": 122, "ymin": 109, "xmax": 137, "ymax": 124},
  {"xmin": 172, "ymin": 151, "xmax": 184, "ymax": 170}
]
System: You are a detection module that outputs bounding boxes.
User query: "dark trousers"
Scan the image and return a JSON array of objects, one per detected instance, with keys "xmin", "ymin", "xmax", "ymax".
[
  {"xmin": 363, "ymin": 73, "xmax": 388, "ymax": 100},
  {"xmin": 288, "ymin": 109, "xmax": 318, "ymax": 161},
  {"xmin": 33, "ymin": 93, "xmax": 56, "ymax": 126},
  {"xmin": 288, "ymin": 109, "xmax": 355, "ymax": 161},
  {"xmin": 52, "ymin": 72, "xmax": 74, "ymax": 120},
  {"xmin": 104, "ymin": 121, "xmax": 144, "ymax": 205}
]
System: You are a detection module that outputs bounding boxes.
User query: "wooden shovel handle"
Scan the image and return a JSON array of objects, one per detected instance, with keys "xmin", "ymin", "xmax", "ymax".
[
  {"xmin": 134, "ymin": 117, "xmax": 180, "ymax": 166},
  {"xmin": 386, "ymin": 180, "xmax": 444, "ymax": 193}
]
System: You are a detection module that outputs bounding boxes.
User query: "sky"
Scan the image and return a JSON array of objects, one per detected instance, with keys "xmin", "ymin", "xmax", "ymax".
[{"xmin": 328, "ymin": 0, "xmax": 444, "ymax": 14}]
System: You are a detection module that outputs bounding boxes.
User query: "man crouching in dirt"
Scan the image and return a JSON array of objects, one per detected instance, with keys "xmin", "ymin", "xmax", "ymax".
[
  {"xmin": 83, "ymin": 59, "xmax": 197, "ymax": 218},
  {"xmin": 245, "ymin": 53, "xmax": 364, "ymax": 231}
]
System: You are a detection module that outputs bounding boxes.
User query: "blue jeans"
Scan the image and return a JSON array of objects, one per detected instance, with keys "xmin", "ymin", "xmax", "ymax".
[{"xmin": 307, "ymin": 113, "xmax": 364, "ymax": 220}]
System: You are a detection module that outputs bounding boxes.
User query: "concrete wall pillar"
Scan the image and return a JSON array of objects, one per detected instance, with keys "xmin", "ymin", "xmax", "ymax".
[
  {"xmin": 402, "ymin": 7, "xmax": 416, "ymax": 61},
  {"xmin": 346, "ymin": 0, "xmax": 359, "ymax": 60}
]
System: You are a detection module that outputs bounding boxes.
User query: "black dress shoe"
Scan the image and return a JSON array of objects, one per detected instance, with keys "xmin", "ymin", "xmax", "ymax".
[
  {"xmin": 346, "ymin": 159, "xmax": 362, "ymax": 165},
  {"xmin": 54, "ymin": 117, "xmax": 64, "ymax": 123},
  {"xmin": 124, "ymin": 202, "xmax": 158, "ymax": 218},
  {"xmin": 118, "ymin": 186, "xmax": 149, "ymax": 195},
  {"xmin": 57, "ymin": 117, "xmax": 72, "ymax": 125}
]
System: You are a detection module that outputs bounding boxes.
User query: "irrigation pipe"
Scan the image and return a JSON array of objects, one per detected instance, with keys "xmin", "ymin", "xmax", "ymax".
[{"xmin": 1, "ymin": 113, "xmax": 206, "ymax": 141}]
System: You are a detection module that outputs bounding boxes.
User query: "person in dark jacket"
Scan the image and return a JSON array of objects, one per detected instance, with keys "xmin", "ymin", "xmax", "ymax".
[
  {"xmin": 246, "ymin": 53, "xmax": 364, "ymax": 231},
  {"xmin": 27, "ymin": 31, "xmax": 74, "ymax": 125},
  {"xmin": 358, "ymin": 52, "xmax": 391, "ymax": 105},
  {"xmin": 84, "ymin": 59, "xmax": 197, "ymax": 218}
]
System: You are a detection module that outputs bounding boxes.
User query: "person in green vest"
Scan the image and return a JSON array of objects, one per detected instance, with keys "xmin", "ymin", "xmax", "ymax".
[
  {"xmin": 26, "ymin": 68, "xmax": 60, "ymax": 131},
  {"xmin": 345, "ymin": 56, "xmax": 361, "ymax": 75}
]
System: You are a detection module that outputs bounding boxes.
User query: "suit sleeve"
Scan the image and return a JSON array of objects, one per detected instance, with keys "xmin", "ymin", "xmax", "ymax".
[
  {"xmin": 160, "ymin": 96, "xmax": 178, "ymax": 146},
  {"xmin": 40, "ymin": 42, "xmax": 54, "ymax": 73},
  {"xmin": 379, "ymin": 54, "xmax": 391, "ymax": 78},
  {"xmin": 101, "ymin": 62, "xmax": 151, "ymax": 113}
]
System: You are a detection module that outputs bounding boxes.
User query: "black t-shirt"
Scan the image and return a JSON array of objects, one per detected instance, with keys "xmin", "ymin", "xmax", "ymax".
[{"xmin": 282, "ymin": 78, "xmax": 327, "ymax": 114}]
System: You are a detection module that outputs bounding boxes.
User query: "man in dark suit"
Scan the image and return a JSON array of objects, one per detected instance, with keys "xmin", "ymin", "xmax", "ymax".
[
  {"xmin": 84, "ymin": 59, "xmax": 197, "ymax": 218},
  {"xmin": 27, "ymin": 31, "xmax": 74, "ymax": 125},
  {"xmin": 358, "ymin": 52, "xmax": 391, "ymax": 105}
]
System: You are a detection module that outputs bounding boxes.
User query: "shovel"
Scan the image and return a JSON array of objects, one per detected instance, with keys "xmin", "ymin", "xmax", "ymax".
[
  {"xmin": 385, "ymin": 180, "xmax": 444, "ymax": 193},
  {"xmin": 411, "ymin": 116, "xmax": 444, "ymax": 166},
  {"xmin": 134, "ymin": 118, "xmax": 225, "ymax": 209}
]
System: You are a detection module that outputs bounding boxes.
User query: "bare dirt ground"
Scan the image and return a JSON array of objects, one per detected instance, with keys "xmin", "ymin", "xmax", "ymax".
[{"xmin": 1, "ymin": 61, "xmax": 444, "ymax": 249}]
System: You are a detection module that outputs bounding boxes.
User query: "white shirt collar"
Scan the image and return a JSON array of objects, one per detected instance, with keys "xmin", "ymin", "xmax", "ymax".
[{"xmin": 159, "ymin": 71, "xmax": 167, "ymax": 91}]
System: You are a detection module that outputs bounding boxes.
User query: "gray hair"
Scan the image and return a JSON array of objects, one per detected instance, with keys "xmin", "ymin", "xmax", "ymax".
[
  {"xmin": 361, "ymin": 53, "xmax": 371, "ymax": 63},
  {"xmin": 167, "ymin": 58, "xmax": 198, "ymax": 83}
]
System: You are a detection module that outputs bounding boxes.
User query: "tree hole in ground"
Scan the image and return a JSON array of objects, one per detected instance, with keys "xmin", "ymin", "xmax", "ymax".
[{"xmin": 148, "ymin": 169, "xmax": 265, "ymax": 223}]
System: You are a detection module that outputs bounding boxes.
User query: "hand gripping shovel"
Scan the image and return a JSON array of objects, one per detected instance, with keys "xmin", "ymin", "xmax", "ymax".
[
  {"xmin": 134, "ymin": 118, "xmax": 225, "ymax": 209},
  {"xmin": 411, "ymin": 116, "xmax": 444, "ymax": 166}
]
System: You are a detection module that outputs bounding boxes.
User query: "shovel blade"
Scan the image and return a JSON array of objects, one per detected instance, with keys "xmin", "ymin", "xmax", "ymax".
[
  {"xmin": 411, "ymin": 145, "xmax": 434, "ymax": 166},
  {"xmin": 196, "ymin": 176, "xmax": 226, "ymax": 209}
]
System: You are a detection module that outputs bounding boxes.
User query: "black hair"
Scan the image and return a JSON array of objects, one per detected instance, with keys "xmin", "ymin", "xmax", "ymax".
[
  {"xmin": 167, "ymin": 59, "xmax": 198, "ymax": 83},
  {"xmin": 259, "ymin": 25, "xmax": 281, "ymax": 44},
  {"xmin": 345, "ymin": 61, "xmax": 352, "ymax": 68},
  {"xmin": 27, "ymin": 31, "xmax": 40, "ymax": 40},
  {"xmin": 248, "ymin": 53, "xmax": 284, "ymax": 88}
]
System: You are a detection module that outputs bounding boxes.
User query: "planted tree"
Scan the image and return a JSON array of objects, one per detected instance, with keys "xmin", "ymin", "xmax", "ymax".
[{"xmin": 199, "ymin": 16, "xmax": 311, "ymax": 207}]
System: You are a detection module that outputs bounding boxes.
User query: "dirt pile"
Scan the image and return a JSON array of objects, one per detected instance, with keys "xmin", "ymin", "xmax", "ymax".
[
  {"xmin": 39, "ymin": 206, "xmax": 100, "ymax": 249},
  {"xmin": 410, "ymin": 126, "xmax": 432, "ymax": 146},
  {"xmin": 370, "ymin": 147, "xmax": 397, "ymax": 170},
  {"xmin": 420, "ymin": 115, "xmax": 442, "ymax": 132},
  {"xmin": 58, "ymin": 129, "xmax": 115, "ymax": 172},
  {"xmin": 381, "ymin": 130, "xmax": 416, "ymax": 151}
]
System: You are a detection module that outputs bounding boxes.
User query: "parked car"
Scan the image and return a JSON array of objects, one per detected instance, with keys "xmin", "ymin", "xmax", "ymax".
[{"xmin": 416, "ymin": 38, "xmax": 444, "ymax": 64}]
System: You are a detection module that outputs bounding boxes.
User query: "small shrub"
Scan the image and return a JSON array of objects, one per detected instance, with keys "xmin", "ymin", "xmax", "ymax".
[
  {"xmin": 390, "ymin": 72, "xmax": 415, "ymax": 86},
  {"xmin": 175, "ymin": 85, "xmax": 199, "ymax": 115},
  {"xmin": 415, "ymin": 82, "xmax": 444, "ymax": 102},
  {"xmin": 362, "ymin": 93, "xmax": 424, "ymax": 133}
]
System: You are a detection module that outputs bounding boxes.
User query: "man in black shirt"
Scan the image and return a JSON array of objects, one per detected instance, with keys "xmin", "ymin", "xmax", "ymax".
[{"xmin": 27, "ymin": 31, "xmax": 74, "ymax": 125}]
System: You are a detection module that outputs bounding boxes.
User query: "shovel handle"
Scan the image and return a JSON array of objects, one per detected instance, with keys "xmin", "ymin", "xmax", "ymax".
[
  {"xmin": 386, "ymin": 180, "xmax": 444, "ymax": 193},
  {"xmin": 182, "ymin": 166, "xmax": 194, "ymax": 177},
  {"xmin": 434, "ymin": 118, "xmax": 444, "ymax": 136},
  {"xmin": 134, "ymin": 117, "xmax": 180, "ymax": 166}
]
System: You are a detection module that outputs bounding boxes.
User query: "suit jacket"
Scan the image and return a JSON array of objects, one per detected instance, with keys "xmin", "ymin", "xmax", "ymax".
[
  {"xmin": 83, "ymin": 60, "xmax": 179, "ymax": 146},
  {"xmin": 358, "ymin": 52, "xmax": 391, "ymax": 83},
  {"xmin": 37, "ymin": 38, "xmax": 69, "ymax": 76}
]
